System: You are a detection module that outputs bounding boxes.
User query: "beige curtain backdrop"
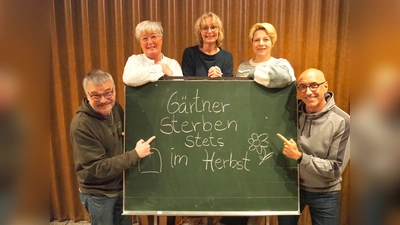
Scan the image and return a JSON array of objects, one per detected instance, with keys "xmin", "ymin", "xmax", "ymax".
[{"xmin": 50, "ymin": 0, "xmax": 350, "ymax": 224}]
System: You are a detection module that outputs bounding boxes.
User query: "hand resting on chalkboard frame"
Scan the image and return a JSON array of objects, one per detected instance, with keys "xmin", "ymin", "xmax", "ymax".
[{"xmin": 159, "ymin": 76, "xmax": 251, "ymax": 80}]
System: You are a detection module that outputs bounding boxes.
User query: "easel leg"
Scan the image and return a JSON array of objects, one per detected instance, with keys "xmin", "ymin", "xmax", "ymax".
[
  {"xmin": 159, "ymin": 216, "xmax": 167, "ymax": 225},
  {"xmin": 154, "ymin": 216, "xmax": 158, "ymax": 225},
  {"xmin": 138, "ymin": 216, "xmax": 149, "ymax": 225},
  {"xmin": 265, "ymin": 216, "xmax": 270, "ymax": 225}
]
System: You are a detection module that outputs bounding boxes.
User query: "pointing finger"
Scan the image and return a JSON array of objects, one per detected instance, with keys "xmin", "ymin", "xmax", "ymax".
[
  {"xmin": 145, "ymin": 136, "xmax": 156, "ymax": 144},
  {"xmin": 277, "ymin": 133, "xmax": 290, "ymax": 143}
]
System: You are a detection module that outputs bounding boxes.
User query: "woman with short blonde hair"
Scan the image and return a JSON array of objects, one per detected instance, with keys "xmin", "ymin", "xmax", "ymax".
[
  {"xmin": 248, "ymin": 22, "xmax": 277, "ymax": 44},
  {"xmin": 236, "ymin": 22, "xmax": 295, "ymax": 88}
]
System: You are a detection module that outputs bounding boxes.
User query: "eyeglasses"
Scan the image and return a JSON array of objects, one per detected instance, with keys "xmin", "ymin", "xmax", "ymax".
[
  {"xmin": 201, "ymin": 26, "xmax": 218, "ymax": 32},
  {"xmin": 297, "ymin": 81, "xmax": 326, "ymax": 93},
  {"xmin": 140, "ymin": 35, "xmax": 159, "ymax": 43},
  {"xmin": 87, "ymin": 88, "xmax": 114, "ymax": 101}
]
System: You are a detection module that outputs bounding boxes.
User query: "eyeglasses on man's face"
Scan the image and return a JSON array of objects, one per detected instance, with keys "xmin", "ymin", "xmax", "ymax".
[
  {"xmin": 297, "ymin": 81, "xmax": 326, "ymax": 93},
  {"xmin": 140, "ymin": 35, "xmax": 160, "ymax": 43},
  {"xmin": 87, "ymin": 88, "xmax": 114, "ymax": 101},
  {"xmin": 201, "ymin": 26, "xmax": 218, "ymax": 32}
]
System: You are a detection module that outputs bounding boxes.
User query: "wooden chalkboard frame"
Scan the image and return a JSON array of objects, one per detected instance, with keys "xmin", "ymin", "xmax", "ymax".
[{"xmin": 123, "ymin": 79, "xmax": 299, "ymax": 216}]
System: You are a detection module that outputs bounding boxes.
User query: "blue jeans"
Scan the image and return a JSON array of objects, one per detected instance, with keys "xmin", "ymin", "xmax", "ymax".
[
  {"xmin": 278, "ymin": 189, "xmax": 340, "ymax": 225},
  {"xmin": 80, "ymin": 192, "xmax": 131, "ymax": 225},
  {"xmin": 0, "ymin": 190, "xmax": 16, "ymax": 225}
]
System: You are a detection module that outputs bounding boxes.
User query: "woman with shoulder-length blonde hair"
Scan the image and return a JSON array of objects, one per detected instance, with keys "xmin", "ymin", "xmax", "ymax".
[
  {"xmin": 236, "ymin": 22, "xmax": 296, "ymax": 88},
  {"xmin": 182, "ymin": 12, "xmax": 234, "ymax": 77}
]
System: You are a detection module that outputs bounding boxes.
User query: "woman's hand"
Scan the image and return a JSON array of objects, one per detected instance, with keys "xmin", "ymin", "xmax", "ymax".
[
  {"xmin": 208, "ymin": 66, "xmax": 223, "ymax": 78},
  {"xmin": 160, "ymin": 63, "xmax": 173, "ymax": 76}
]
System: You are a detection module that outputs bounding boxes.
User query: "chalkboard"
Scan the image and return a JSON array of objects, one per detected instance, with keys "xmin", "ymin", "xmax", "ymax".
[{"xmin": 124, "ymin": 79, "xmax": 299, "ymax": 216}]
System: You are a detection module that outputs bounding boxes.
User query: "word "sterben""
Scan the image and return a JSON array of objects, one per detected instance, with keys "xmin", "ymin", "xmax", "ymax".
[
  {"xmin": 160, "ymin": 114, "xmax": 237, "ymax": 135},
  {"xmin": 167, "ymin": 89, "xmax": 230, "ymax": 114}
]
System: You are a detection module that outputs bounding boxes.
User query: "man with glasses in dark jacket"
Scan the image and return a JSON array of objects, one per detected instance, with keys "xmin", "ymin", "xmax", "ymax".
[{"xmin": 70, "ymin": 69, "xmax": 156, "ymax": 225}]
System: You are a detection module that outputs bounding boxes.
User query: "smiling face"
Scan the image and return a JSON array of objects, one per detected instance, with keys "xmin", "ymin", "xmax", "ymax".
[
  {"xmin": 298, "ymin": 69, "xmax": 329, "ymax": 113},
  {"xmin": 200, "ymin": 17, "xmax": 219, "ymax": 46},
  {"xmin": 85, "ymin": 80, "xmax": 116, "ymax": 117},
  {"xmin": 252, "ymin": 29, "xmax": 273, "ymax": 62},
  {"xmin": 139, "ymin": 32, "xmax": 163, "ymax": 60}
]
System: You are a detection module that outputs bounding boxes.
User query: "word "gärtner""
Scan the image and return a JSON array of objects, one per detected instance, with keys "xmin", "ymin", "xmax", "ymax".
[{"xmin": 166, "ymin": 89, "xmax": 230, "ymax": 114}]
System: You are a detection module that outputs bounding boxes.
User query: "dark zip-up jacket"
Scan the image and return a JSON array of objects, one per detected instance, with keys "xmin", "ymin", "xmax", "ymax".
[{"xmin": 70, "ymin": 99, "xmax": 140, "ymax": 195}]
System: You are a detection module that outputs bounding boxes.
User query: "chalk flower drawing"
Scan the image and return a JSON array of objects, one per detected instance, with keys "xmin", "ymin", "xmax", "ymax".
[
  {"xmin": 248, "ymin": 133, "xmax": 269, "ymax": 154},
  {"xmin": 248, "ymin": 133, "xmax": 273, "ymax": 164}
]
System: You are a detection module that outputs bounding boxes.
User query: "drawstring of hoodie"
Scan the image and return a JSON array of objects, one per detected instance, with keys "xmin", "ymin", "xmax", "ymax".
[
  {"xmin": 300, "ymin": 115, "xmax": 313, "ymax": 137},
  {"xmin": 107, "ymin": 112, "xmax": 116, "ymax": 137},
  {"xmin": 300, "ymin": 115, "xmax": 308, "ymax": 136},
  {"xmin": 299, "ymin": 92, "xmax": 333, "ymax": 137},
  {"xmin": 107, "ymin": 112, "xmax": 123, "ymax": 140}
]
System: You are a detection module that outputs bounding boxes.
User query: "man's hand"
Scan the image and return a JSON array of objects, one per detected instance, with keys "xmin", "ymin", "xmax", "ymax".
[
  {"xmin": 135, "ymin": 136, "xmax": 156, "ymax": 158},
  {"xmin": 277, "ymin": 133, "xmax": 302, "ymax": 160},
  {"xmin": 208, "ymin": 66, "xmax": 223, "ymax": 78}
]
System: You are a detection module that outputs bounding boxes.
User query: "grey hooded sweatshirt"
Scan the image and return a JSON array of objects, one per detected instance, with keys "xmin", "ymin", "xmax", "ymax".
[
  {"xmin": 70, "ymin": 99, "xmax": 140, "ymax": 196},
  {"xmin": 298, "ymin": 92, "xmax": 350, "ymax": 192}
]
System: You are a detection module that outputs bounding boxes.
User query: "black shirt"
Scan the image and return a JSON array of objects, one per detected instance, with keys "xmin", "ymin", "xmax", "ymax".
[{"xmin": 181, "ymin": 45, "xmax": 234, "ymax": 76}]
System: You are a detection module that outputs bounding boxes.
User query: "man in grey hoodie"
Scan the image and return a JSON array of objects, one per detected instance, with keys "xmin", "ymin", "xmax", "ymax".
[
  {"xmin": 277, "ymin": 68, "xmax": 350, "ymax": 225},
  {"xmin": 70, "ymin": 69, "xmax": 156, "ymax": 225}
]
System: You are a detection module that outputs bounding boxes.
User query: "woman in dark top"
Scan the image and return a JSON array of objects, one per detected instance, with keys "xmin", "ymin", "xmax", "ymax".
[{"xmin": 182, "ymin": 12, "xmax": 233, "ymax": 77}]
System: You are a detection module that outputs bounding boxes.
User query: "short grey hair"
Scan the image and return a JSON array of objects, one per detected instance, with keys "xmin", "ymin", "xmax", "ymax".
[
  {"xmin": 83, "ymin": 69, "xmax": 114, "ymax": 92},
  {"xmin": 135, "ymin": 20, "xmax": 163, "ymax": 40}
]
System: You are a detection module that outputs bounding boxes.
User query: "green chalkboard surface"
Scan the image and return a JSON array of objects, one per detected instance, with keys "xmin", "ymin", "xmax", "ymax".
[{"xmin": 124, "ymin": 80, "xmax": 299, "ymax": 216}]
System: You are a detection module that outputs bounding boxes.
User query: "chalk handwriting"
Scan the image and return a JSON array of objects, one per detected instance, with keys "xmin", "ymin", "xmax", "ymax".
[
  {"xmin": 159, "ymin": 115, "xmax": 237, "ymax": 134},
  {"xmin": 151, "ymin": 89, "xmax": 275, "ymax": 171},
  {"xmin": 184, "ymin": 132, "xmax": 224, "ymax": 148},
  {"xmin": 166, "ymin": 89, "xmax": 230, "ymax": 114},
  {"xmin": 202, "ymin": 149, "xmax": 250, "ymax": 172},
  {"xmin": 170, "ymin": 150, "xmax": 189, "ymax": 168}
]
